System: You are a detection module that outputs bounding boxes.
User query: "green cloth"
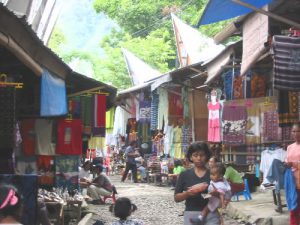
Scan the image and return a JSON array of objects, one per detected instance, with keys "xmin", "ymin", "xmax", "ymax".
[
  {"xmin": 224, "ymin": 166, "xmax": 243, "ymax": 184},
  {"xmin": 173, "ymin": 166, "xmax": 185, "ymax": 174},
  {"xmin": 106, "ymin": 107, "xmax": 115, "ymax": 130}
]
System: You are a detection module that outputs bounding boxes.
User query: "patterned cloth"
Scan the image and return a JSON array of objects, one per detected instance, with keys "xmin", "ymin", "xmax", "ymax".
[
  {"xmin": 278, "ymin": 91, "xmax": 299, "ymax": 127},
  {"xmin": 182, "ymin": 125, "xmax": 192, "ymax": 155},
  {"xmin": 246, "ymin": 102, "xmax": 260, "ymax": 144},
  {"xmin": 223, "ymin": 70, "xmax": 239, "ymax": 101},
  {"xmin": 246, "ymin": 145, "xmax": 256, "ymax": 164},
  {"xmin": 92, "ymin": 94, "xmax": 106, "ymax": 137},
  {"xmin": 139, "ymin": 100, "xmax": 151, "ymax": 124},
  {"xmin": 37, "ymin": 156, "xmax": 55, "ymax": 188},
  {"xmin": 0, "ymin": 87, "xmax": 15, "ymax": 148},
  {"xmin": 282, "ymin": 126, "xmax": 292, "ymax": 141},
  {"xmin": 262, "ymin": 111, "xmax": 281, "ymax": 143},
  {"xmin": 272, "ymin": 35, "xmax": 300, "ymax": 91},
  {"xmin": 157, "ymin": 88, "xmax": 168, "ymax": 130},
  {"xmin": 55, "ymin": 156, "xmax": 80, "ymax": 192},
  {"xmin": 150, "ymin": 90, "xmax": 159, "ymax": 130},
  {"xmin": 222, "ymin": 105, "xmax": 247, "ymax": 145}
]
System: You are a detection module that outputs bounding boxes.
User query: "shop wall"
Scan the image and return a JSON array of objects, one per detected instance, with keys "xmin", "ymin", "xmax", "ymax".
[{"xmin": 192, "ymin": 90, "xmax": 208, "ymax": 141}]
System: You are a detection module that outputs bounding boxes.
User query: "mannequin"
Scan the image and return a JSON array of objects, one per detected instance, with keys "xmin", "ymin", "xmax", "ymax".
[{"xmin": 207, "ymin": 89, "xmax": 221, "ymax": 142}]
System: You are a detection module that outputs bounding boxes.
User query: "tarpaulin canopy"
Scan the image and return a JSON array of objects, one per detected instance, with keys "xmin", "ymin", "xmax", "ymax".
[{"xmin": 198, "ymin": 0, "xmax": 273, "ymax": 26}]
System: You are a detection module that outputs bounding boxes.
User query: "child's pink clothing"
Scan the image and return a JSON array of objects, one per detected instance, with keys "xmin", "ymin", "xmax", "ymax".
[
  {"xmin": 207, "ymin": 102, "xmax": 221, "ymax": 142},
  {"xmin": 207, "ymin": 178, "xmax": 231, "ymax": 212}
]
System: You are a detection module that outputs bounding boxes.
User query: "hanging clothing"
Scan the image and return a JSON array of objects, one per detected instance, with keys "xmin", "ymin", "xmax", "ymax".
[
  {"xmin": 35, "ymin": 119, "xmax": 55, "ymax": 155},
  {"xmin": 164, "ymin": 125, "xmax": 173, "ymax": 155},
  {"xmin": 260, "ymin": 148, "xmax": 286, "ymax": 185},
  {"xmin": 278, "ymin": 91, "xmax": 299, "ymax": 127},
  {"xmin": 182, "ymin": 86, "xmax": 190, "ymax": 119},
  {"xmin": 56, "ymin": 119, "xmax": 83, "ymax": 155},
  {"xmin": 92, "ymin": 94, "xmax": 106, "ymax": 137},
  {"xmin": 20, "ymin": 119, "xmax": 36, "ymax": 156},
  {"xmin": 246, "ymin": 102, "xmax": 260, "ymax": 144},
  {"xmin": 139, "ymin": 100, "xmax": 151, "ymax": 124},
  {"xmin": 150, "ymin": 90, "xmax": 159, "ymax": 130},
  {"xmin": 250, "ymin": 73, "xmax": 267, "ymax": 98},
  {"xmin": 106, "ymin": 107, "xmax": 115, "ymax": 131},
  {"xmin": 207, "ymin": 102, "xmax": 221, "ymax": 142},
  {"xmin": 233, "ymin": 76, "xmax": 244, "ymax": 99},
  {"xmin": 223, "ymin": 70, "xmax": 235, "ymax": 101},
  {"xmin": 157, "ymin": 88, "xmax": 169, "ymax": 130},
  {"xmin": 37, "ymin": 156, "xmax": 55, "ymax": 187},
  {"xmin": 80, "ymin": 95, "xmax": 92, "ymax": 134},
  {"xmin": 0, "ymin": 86, "xmax": 15, "ymax": 148},
  {"xmin": 172, "ymin": 126, "xmax": 184, "ymax": 159},
  {"xmin": 69, "ymin": 96, "xmax": 81, "ymax": 118},
  {"xmin": 222, "ymin": 105, "xmax": 247, "ymax": 145},
  {"xmin": 182, "ymin": 125, "xmax": 192, "ymax": 155},
  {"xmin": 246, "ymin": 145, "xmax": 256, "ymax": 164},
  {"xmin": 113, "ymin": 106, "xmax": 131, "ymax": 136},
  {"xmin": 284, "ymin": 168, "xmax": 298, "ymax": 211},
  {"xmin": 168, "ymin": 89, "xmax": 183, "ymax": 117},
  {"xmin": 272, "ymin": 35, "xmax": 300, "ymax": 91},
  {"xmin": 40, "ymin": 69, "xmax": 67, "ymax": 116}
]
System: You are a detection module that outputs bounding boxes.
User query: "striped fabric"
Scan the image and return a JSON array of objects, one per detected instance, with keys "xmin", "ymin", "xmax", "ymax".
[
  {"xmin": 272, "ymin": 35, "xmax": 300, "ymax": 91},
  {"xmin": 150, "ymin": 90, "xmax": 159, "ymax": 131}
]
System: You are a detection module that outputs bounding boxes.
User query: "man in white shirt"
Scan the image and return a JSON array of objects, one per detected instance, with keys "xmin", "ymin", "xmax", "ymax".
[{"xmin": 79, "ymin": 161, "xmax": 92, "ymax": 188}]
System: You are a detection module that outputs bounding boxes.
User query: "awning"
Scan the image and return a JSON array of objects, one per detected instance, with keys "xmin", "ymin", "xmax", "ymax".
[
  {"xmin": 151, "ymin": 74, "xmax": 172, "ymax": 91},
  {"xmin": 198, "ymin": 0, "xmax": 273, "ymax": 26}
]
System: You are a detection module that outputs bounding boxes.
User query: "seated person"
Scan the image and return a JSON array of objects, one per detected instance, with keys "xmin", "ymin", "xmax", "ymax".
[
  {"xmin": 224, "ymin": 163, "xmax": 244, "ymax": 195},
  {"xmin": 87, "ymin": 164, "xmax": 114, "ymax": 204},
  {"xmin": 135, "ymin": 156, "xmax": 147, "ymax": 182},
  {"xmin": 168, "ymin": 159, "xmax": 185, "ymax": 188},
  {"xmin": 79, "ymin": 161, "xmax": 92, "ymax": 188},
  {"xmin": 191, "ymin": 163, "xmax": 231, "ymax": 225}
]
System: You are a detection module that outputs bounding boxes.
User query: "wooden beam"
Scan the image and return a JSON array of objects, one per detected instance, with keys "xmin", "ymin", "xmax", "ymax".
[
  {"xmin": 189, "ymin": 67, "xmax": 202, "ymax": 73},
  {"xmin": 67, "ymin": 86, "xmax": 105, "ymax": 97},
  {"xmin": 232, "ymin": 0, "xmax": 300, "ymax": 30}
]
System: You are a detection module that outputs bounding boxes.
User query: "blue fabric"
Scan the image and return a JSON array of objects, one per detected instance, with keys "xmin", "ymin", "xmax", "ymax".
[
  {"xmin": 266, "ymin": 159, "xmax": 285, "ymax": 194},
  {"xmin": 40, "ymin": 69, "xmax": 67, "ymax": 116},
  {"xmin": 198, "ymin": 0, "xmax": 273, "ymax": 26},
  {"xmin": 284, "ymin": 168, "xmax": 298, "ymax": 211},
  {"xmin": 222, "ymin": 69, "xmax": 240, "ymax": 100}
]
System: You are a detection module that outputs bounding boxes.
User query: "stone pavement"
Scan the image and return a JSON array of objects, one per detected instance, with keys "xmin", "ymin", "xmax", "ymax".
[
  {"xmin": 79, "ymin": 176, "xmax": 290, "ymax": 225},
  {"xmin": 228, "ymin": 189, "xmax": 289, "ymax": 225}
]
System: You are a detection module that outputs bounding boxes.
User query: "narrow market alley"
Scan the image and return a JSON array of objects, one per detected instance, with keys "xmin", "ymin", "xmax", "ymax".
[{"xmin": 83, "ymin": 176, "xmax": 241, "ymax": 225}]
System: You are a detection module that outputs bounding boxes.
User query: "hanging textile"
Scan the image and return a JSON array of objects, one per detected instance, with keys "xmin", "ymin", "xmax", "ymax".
[
  {"xmin": 222, "ymin": 105, "xmax": 247, "ymax": 145},
  {"xmin": 168, "ymin": 88, "xmax": 183, "ymax": 117},
  {"xmin": 69, "ymin": 96, "xmax": 81, "ymax": 118},
  {"xmin": 246, "ymin": 145, "xmax": 256, "ymax": 164},
  {"xmin": 182, "ymin": 125, "xmax": 192, "ymax": 154},
  {"xmin": 223, "ymin": 70, "xmax": 234, "ymax": 101},
  {"xmin": 139, "ymin": 100, "xmax": 151, "ymax": 124},
  {"xmin": 282, "ymin": 126, "xmax": 292, "ymax": 141},
  {"xmin": 106, "ymin": 107, "xmax": 115, "ymax": 131},
  {"xmin": 272, "ymin": 35, "xmax": 300, "ymax": 91},
  {"xmin": 16, "ymin": 156, "xmax": 37, "ymax": 174},
  {"xmin": 182, "ymin": 86, "xmax": 190, "ymax": 119},
  {"xmin": 37, "ymin": 156, "xmax": 55, "ymax": 188},
  {"xmin": 233, "ymin": 76, "xmax": 244, "ymax": 99},
  {"xmin": 113, "ymin": 106, "xmax": 131, "ymax": 137},
  {"xmin": 246, "ymin": 101, "xmax": 260, "ymax": 144},
  {"xmin": 0, "ymin": 175, "xmax": 37, "ymax": 225},
  {"xmin": 250, "ymin": 73, "xmax": 267, "ymax": 98},
  {"xmin": 88, "ymin": 136, "xmax": 105, "ymax": 149},
  {"xmin": 172, "ymin": 126, "xmax": 184, "ymax": 159},
  {"xmin": 0, "ymin": 86, "xmax": 15, "ymax": 148},
  {"xmin": 20, "ymin": 119, "xmax": 36, "ymax": 155},
  {"xmin": 157, "ymin": 88, "xmax": 169, "ymax": 130},
  {"xmin": 56, "ymin": 119, "xmax": 83, "ymax": 155},
  {"xmin": 40, "ymin": 69, "xmax": 67, "ymax": 116},
  {"xmin": 278, "ymin": 91, "xmax": 299, "ymax": 127},
  {"xmin": 164, "ymin": 125, "xmax": 173, "ymax": 155},
  {"xmin": 207, "ymin": 102, "xmax": 221, "ymax": 143},
  {"xmin": 150, "ymin": 90, "xmax": 159, "ymax": 130},
  {"xmin": 35, "ymin": 119, "xmax": 56, "ymax": 155},
  {"xmin": 80, "ymin": 95, "xmax": 92, "ymax": 134},
  {"xmin": 92, "ymin": 94, "xmax": 106, "ymax": 137},
  {"xmin": 55, "ymin": 155, "xmax": 79, "ymax": 192}
]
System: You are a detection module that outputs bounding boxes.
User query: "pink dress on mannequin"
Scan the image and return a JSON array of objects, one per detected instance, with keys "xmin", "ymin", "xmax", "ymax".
[{"xmin": 207, "ymin": 101, "xmax": 221, "ymax": 142}]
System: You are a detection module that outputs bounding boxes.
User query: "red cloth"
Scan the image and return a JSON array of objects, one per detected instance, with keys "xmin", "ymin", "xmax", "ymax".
[
  {"xmin": 168, "ymin": 89, "xmax": 183, "ymax": 117},
  {"xmin": 290, "ymin": 190, "xmax": 300, "ymax": 225},
  {"xmin": 56, "ymin": 119, "xmax": 83, "ymax": 155},
  {"xmin": 37, "ymin": 156, "xmax": 54, "ymax": 186},
  {"xmin": 20, "ymin": 119, "xmax": 35, "ymax": 155},
  {"xmin": 229, "ymin": 181, "xmax": 245, "ymax": 195},
  {"xmin": 92, "ymin": 94, "xmax": 106, "ymax": 136}
]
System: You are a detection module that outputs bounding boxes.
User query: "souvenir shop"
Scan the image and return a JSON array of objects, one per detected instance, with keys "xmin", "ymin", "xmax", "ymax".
[{"xmin": 0, "ymin": 5, "xmax": 117, "ymax": 224}]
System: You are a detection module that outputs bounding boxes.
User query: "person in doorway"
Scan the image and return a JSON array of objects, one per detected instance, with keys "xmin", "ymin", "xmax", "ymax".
[
  {"xmin": 87, "ymin": 164, "xmax": 114, "ymax": 204},
  {"xmin": 208, "ymin": 157, "xmax": 244, "ymax": 195},
  {"xmin": 174, "ymin": 142, "xmax": 221, "ymax": 225},
  {"xmin": 0, "ymin": 184, "xmax": 23, "ymax": 224},
  {"xmin": 286, "ymin": 122, "xmax": 300, "ymax": 225},
  {"xmin": 121, "ymin": 141, "xmax": 140, "ymax": 183},
  {"xmin": 109, "ymin": 197, "xmax": 144, "ymax": 225}
]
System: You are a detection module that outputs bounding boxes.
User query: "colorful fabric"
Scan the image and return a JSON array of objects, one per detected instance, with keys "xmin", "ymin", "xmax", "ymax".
[
  {"xmin": 168, "ymin": 88, "xmax": 183, "ymax": 117},
  {"xmin": 139, "ymin": 100, "xmax": 151, "ymax": 124},
  {"xmin": 262, "ymin": 111, "xmax": 281, "ymax": 143},
  {"xmin": 37, "ymin": 156, "xmax": 54, "ymax": 188},
  {"xmin": 157, "ymin": 88, "xmax": 168, "ymax": 130},
  {"xmin": 164, "ymin": 125, "xmax": 173, "ymax": 155},
  {"xmin": 172, "ymin": 126, "xmax": 184, "ymax": 159},
  {"xmin": 282, "ymin": 126, "xmax": 292, "ymax": 141},
  {"xmin": 207, "ymin": 102, "xmax": 221, "ymax": 142},
  {"xmin": 35, "ymin": 119, "xmax": 55, "ymax": 155},
  {"xmin": 246, "ymin": 102, "xmax": 260, "ymax": 144},
  {"xmin": 150, "ymin": 90, "xmax": 159, "ymax": 130},
  {"xmin": 223, "ymin": 70, "xmax": 235, "ymax": 100},
  {"xmin": 222, "ymin": 105, "xmax": 247, "ymax": 145},
  {"xmin": 55, "ymin": 156, "xmax": 79, "ymax": 191},
  {"xmin": 40, "ymin": 69, "xmax": 67, "ymax": 116},
  {"xmin": 233, "ymin": 76, "xmax": 244, "ymax": 100},
  {"xmin": 106, "ymin": 107, "xmax": 115, "ymax": 130},
  {"xmin": 0, "ymin": 175, "xmax": 38, "ymax": 225},
  {"xmin": 80, "ymin": 95, "xmax": 92, "ymax": 134},
  {"xmin": 246, "ymin": 145, "xmax": 256, "ymax": 164},
  {"xmin": 272, "ymin": 35, "xmax": 300, "ymax": 91},
  {"xmin": 278, "ymin": 91, "xmax": 299, "ymax": 127},
  {"xmin": 250, "ymin": 73, "xmax": 267, "ymax": 98},
  {"xmin": 92, "ymin": 94, "xmax": 106, "ymax": 137},
  {"xmin": 20, "ymin": 119, "xmax": 36, "ymax": 156},
  {"xmin": 56, "ymin": 119, "xmax": 83, "ymax": 155},
  {"xmin": 182, "ymin": 125, "xmax": 192, "ymax": 154},
  {"xmin": 16, "ymin": 156, "xmax": 37, "ymax": 174},
  {"xmin": 0, "ymin": 87, "xmax": 15, "ymax": 148}
]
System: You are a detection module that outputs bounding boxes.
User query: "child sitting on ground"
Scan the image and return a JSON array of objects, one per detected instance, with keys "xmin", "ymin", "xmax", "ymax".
[
  {"xmin": 190, "ymin": 163, "xmax": 231, "ymax": 225},
  {"xmin": 109, "ymin": 197, "xmax": 145, "ymax": 225}
]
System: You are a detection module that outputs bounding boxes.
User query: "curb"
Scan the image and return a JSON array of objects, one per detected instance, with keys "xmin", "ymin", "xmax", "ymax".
[{"xmin": 78, "ymin": 213, "xmax": 93, "ymax": 225}]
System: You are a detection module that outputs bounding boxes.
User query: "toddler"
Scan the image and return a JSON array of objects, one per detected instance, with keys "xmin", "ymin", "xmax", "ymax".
[
  {"xmin": 109, "ymin": 197, "xmax": 144, "ymax": 225},
  {"xmin": 190, "ymin": 163, "xmax": 231, "ymax": 225}
]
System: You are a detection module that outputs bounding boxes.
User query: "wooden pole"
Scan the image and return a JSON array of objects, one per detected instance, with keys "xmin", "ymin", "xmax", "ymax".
[{"xmin": 232, "ymin": 0, "xmax": 300, "ymax": 30}]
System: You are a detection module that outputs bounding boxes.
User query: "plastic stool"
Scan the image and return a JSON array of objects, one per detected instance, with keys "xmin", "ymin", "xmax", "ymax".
[
  {"xmin": 232, "ymin": 179, "xmax": 252, "ymax": 201},
  {"xmin": 103, "ymin": 192, "xmax": 117, "ymax": 204}
]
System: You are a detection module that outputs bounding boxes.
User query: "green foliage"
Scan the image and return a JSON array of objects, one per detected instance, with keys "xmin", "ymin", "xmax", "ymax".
[{"xmin": 48, "ymin": 26, "xmax": 67, "ymax": 56}]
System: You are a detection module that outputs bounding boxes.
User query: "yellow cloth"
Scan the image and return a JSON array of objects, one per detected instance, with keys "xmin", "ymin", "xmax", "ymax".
[{"xmin": 88, "ymin": 137, "xmax": 105, "ymax": 149}]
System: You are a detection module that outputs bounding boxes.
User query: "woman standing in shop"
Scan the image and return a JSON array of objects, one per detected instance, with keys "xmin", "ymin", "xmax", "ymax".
[
  {"xmin": 174, "ymin": 142, "xmax": 221, "ymax": 225},
  {"xmin": 286, "ymin": 122, "xmax": 300, "ymax": 225}
]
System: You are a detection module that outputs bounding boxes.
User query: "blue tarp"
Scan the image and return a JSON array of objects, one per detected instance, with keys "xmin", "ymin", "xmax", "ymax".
[
  {"xmin": 40, "ymin": 68, "xmax": 67, "ymax": 116},
  {"xmin": 198, "ymin": 0, "xmax": 273, "ymax": 26}
]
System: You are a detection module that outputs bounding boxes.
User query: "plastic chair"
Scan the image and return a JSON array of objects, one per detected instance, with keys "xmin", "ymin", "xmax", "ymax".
[
  {"xmin": 232, "ymin": 179, "xmax": 252, "ymax": 201},
  {"xmin": 103, "ymin": 192, "xmax": 117, "ymax": 204}
]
